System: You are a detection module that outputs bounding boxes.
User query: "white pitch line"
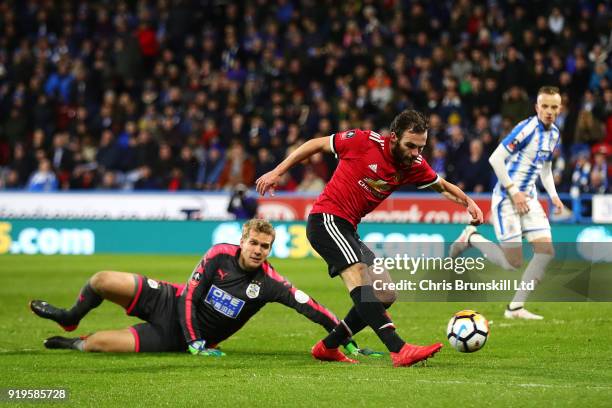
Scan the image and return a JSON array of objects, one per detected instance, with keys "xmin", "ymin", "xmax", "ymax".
[{"xmin": 268, "ymin": 375, "xmax": 612, "ymax": 390}]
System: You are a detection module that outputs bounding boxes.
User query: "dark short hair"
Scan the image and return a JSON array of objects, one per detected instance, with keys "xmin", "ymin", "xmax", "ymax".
[
  {"xmin": 389, "ymin": 110, "xmax": 429, "ymax": 137},
  {"xmin": 537, "ymin": 86, "xmax": 561, "ymax": 96}
]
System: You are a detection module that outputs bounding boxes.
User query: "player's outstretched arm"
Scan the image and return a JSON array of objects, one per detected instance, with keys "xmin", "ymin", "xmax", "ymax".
[
  {"xmin": 429, "ymin": 178, "xmax": 484, "ymax": 225},
  {"xmin": 272, "ymin": 278, "xmax": 384, "ymax": 357},
  {"xmin": 256, "ymin": 136, "xmax": 332, "ymax": 196}
]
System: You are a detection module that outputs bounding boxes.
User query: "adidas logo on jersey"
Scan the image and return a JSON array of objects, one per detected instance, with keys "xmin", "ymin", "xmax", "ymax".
[{"xmin": 368, "ymin": 163, "xmax": 378, "ymax": 173}]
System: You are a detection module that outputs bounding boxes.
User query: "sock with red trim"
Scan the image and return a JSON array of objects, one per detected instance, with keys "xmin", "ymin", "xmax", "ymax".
[
  {"xmin": 349, "ymin": 286, "xmax": 404, "ymax": 353},
  {"xmin": 322, "ymin": 301, "xmax": 393, "ymax": 349},
  {"xmin": 64, "ymin": 282, "xmax": 103, "ymax": 324}
]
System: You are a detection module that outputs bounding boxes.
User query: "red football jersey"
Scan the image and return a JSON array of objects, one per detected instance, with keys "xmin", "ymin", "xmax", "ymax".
[{"xmin": 310, "ymin": 129, "xmax": 439, "ymax": 227}]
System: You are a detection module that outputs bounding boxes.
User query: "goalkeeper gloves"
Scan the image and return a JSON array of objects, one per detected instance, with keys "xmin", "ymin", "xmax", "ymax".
[
  {"xmin": 188, "ymin": 340, "xmax": 226, "ymax": 357},
  {"xmin": 343, "ymin": 340, "xmax": 384, "ymax": 358}
]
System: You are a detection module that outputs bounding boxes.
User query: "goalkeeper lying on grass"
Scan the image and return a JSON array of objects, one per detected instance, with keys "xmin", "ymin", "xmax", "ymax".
[{"xmin": 30, "ymin": 219, "xmax": 380, "ymax": 360}]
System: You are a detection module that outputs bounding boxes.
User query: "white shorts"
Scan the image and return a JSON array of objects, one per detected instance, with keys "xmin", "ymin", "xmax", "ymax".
[{"xmin": 491, "ymin": 195, "xmax": 551, "ymax": 243}]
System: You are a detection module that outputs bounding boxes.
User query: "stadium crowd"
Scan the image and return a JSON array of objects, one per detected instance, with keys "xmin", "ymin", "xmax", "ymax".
[{"xmin": 0, "ymin": 0, "xmax": 610, "ymax": 194}]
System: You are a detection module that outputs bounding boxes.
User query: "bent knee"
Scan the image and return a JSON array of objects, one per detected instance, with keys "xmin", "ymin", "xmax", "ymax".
[
  {"xmin": 89, "ymin": 271, "xmax": 115, "ymax": 293},
  {"xmin": 89, "ymin": 271, "xmax": 131, "ymax": 296},
  {"xmin": 376, "ymin": 290, "xmax": 397, "ymax": 307}
]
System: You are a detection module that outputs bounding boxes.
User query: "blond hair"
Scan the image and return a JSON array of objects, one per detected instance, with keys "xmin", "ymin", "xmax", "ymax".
[
  {"xmin": 241, "ymin": 219, "xmax": 275, "ymax": 242},
  {"xmin": 537, "ymin": 86, "xmax": 560, "ymax": 97}
]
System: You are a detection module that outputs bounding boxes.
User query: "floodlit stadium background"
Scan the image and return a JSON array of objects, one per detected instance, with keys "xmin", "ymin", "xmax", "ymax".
[{"xmin": 0, "ymin": 2, "xmax": 611, "ymax": 406}]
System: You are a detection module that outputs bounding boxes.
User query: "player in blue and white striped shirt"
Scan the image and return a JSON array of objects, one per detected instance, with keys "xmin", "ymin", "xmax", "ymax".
[{"xmin": 451, "ymin": 86, "xmax": 566, "ymax": 320}]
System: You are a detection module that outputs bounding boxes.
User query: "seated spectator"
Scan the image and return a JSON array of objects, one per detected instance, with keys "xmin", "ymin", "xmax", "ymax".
[
  {"xmin": 197, "ymin": 147, "xmax": 226, "ymax": 190},
  {"xmin": 0, "ymin": 1, "xmax": 609, "ymax": 197},
  {"xmin": 26, "ymin": 159, "xmax": 58, "ymax": 192},
  {"xmin": 255, "ymin": 148, "xmax": 277, "ymax": 181},
  {"xmin": 457, "ymin": 139, "xmax": 491, "ymax": 192},
  {"xmin": 177, "ymin": 146, "xmax": 201, "ymax": 189},
  {"xmin": 591, "ymin": 144, "xmax": 609, "ymax": 191},
  {"xmin": 575, "ymin": 107, "xmax": 605, "ymax": 145},
  {"xmin": 587, "ymin": 171, "xmax": 609, "ymax": 194},
  {"xmin": 9, "ymin": 143, "xmax": 35, "ymax": 187},
  {"xmin": 296, "ymin": 167, "xmax": 325, "ymax": 193},
  {"xmin": 445, "ymin": 126, "xmax": 468, "ymax": 184},
  {"xmin": 98, "ymin": 171, "xmax": 119, "ymax": 190},
  {"xmin": 218, "ymin": 141, "xmax": 255, "ymax": 190},
  {"xmin": 430, "ymin": 142, "xmax": 447, "ymax": 180},
  {"xmin": 570, "ymin": 149, "xmax": 591, "ymax": 197}
]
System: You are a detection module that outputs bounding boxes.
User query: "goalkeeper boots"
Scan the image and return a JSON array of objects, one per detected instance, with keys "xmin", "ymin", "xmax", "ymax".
[
  {"xmin": 311, "ymin": 340, "xmax": 358, "ymax": 363},
  {"xmin": 390, "ymin": 342, "xmax": 443, "ymax": 367},
  {"xmin": 30, "ymin": 300, "xmax": 79, "ymax": 332},
  {"xmin": 44, "ymin": 336, "xmax": 81, "ymax": 350}
]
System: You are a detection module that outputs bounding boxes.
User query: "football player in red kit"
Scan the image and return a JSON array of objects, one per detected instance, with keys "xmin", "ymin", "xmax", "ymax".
[{"xmin": 256, "ymin": 110, "xmax": 483, "ymax": 367}]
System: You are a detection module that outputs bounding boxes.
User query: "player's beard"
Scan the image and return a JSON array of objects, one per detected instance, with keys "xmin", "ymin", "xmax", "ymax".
[{"xmin": 391, "ymin": 144, "xmax": 413, "ymax": 167}]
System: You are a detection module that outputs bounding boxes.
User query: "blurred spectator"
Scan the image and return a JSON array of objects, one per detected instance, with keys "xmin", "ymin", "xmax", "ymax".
[
  {"xmin": 445, "ymin": 126, "xmax": 469, "ymax": 184},
  {"xmin": 218, "ymin": 141, "xmax": 255, "ymax": 190},
  {"xmin": 591, "ymin": 145, "xmax": 609, "ymax": 192},
  {"xmin": 99, "ymin": 171, "xmax": 119, "ymax": 190},
  {"xmin": 550, "ymin": 146, "xmax": 570, "ymax": 193},
  {"xmin": 227, "ymin": 184, "xmax": 258, "ymax": 219},
  {"xmin": 296, "ymin": 167, "xmax": 325, "ymax": 193},
  {"xmin": 574, "ymin": 109, "xmax": 604, "ymax": 145},
  {"xmin": 177, "ymin": 145, "xmax": 200, "ymax": 189},
  {"xmin": 430, "ymin": 142, "xmax": 447, "ymax": 180},
  {"xmin": 198, "ymin": 146, "xmax": 226, "ymax": 190},
  {"xmin": 51, "ymin": 132, "xmax": 75, "ymax": 187},
  {"xmin": 457, "ymin": 139, "xmax": 491, "ymax": 192},
  {"xmin": 8, "ymin": 143, "xmax": 35, "ymax": 187},
  {"xmin": 570, "ymin": 150, "xmax": 591, "ymax": 196},
  {"xmin": 0, "ymin": 1, "xmax": 608, "ymax": 196},
  {"xmin": 587, "ymin": 171, "xmax": 608, "ymax": 194},
  {"xmin": 501, "ymin": 86, "xmax": 531, "ymax": 124},
  {"xmin": 255, "ymin": 148, "xmax": 277, "ymax": 181},
  {"xmin": 26, "ymin": 158, "xmax": 58, "ymax": 191}
]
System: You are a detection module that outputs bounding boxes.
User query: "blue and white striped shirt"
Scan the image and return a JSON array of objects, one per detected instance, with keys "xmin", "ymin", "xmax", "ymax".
[{"xmin": 493, "ymin": 116, "xmax": 560, "ymax": 199}]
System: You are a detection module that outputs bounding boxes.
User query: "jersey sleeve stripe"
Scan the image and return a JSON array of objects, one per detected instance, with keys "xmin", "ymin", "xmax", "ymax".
[
  {"xmin": 205, "ymin": 244, "xmax": 239, "ymax": 260},
  {"xmin": 185, "ymin": 282, "xmax": 198, "ymax": 341},
  {"xmin": 369, "ymin": 136, "xmax": 384, "ymax": 145},
  {"xmin": 416, "ymin": 174, "xmax": 440, "ymax": 189},
  {"xmin": 261, "ymin": 262, "xmax": 285, "ymax": 282},
  {"xmin": 329, "ymin": 134, "xmax": 337, "ymax": 157},
  {"xmin": 289, "ymin": 286, "xmax": 339, "ymax": 324}
]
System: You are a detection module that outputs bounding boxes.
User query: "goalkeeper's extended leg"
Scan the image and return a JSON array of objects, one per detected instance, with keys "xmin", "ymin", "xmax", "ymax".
[
  {"xmin": 44, "ymin": 329, "xmax": 135, "ymax": 352},
  {"xmin": 30, "ymin": 271, "xmax": 138, "ymax": 331}
]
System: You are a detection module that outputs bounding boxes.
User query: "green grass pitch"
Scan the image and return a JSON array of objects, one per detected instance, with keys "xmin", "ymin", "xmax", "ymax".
[{"xmin": 1, "ymin": 255, "xmax": 611, "ymax": 407}]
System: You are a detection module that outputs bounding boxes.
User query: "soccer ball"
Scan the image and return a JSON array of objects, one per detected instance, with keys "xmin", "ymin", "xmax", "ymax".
[{"xmin": 446, "ymin": 310, "xmax": 489, "ymax": 353}]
